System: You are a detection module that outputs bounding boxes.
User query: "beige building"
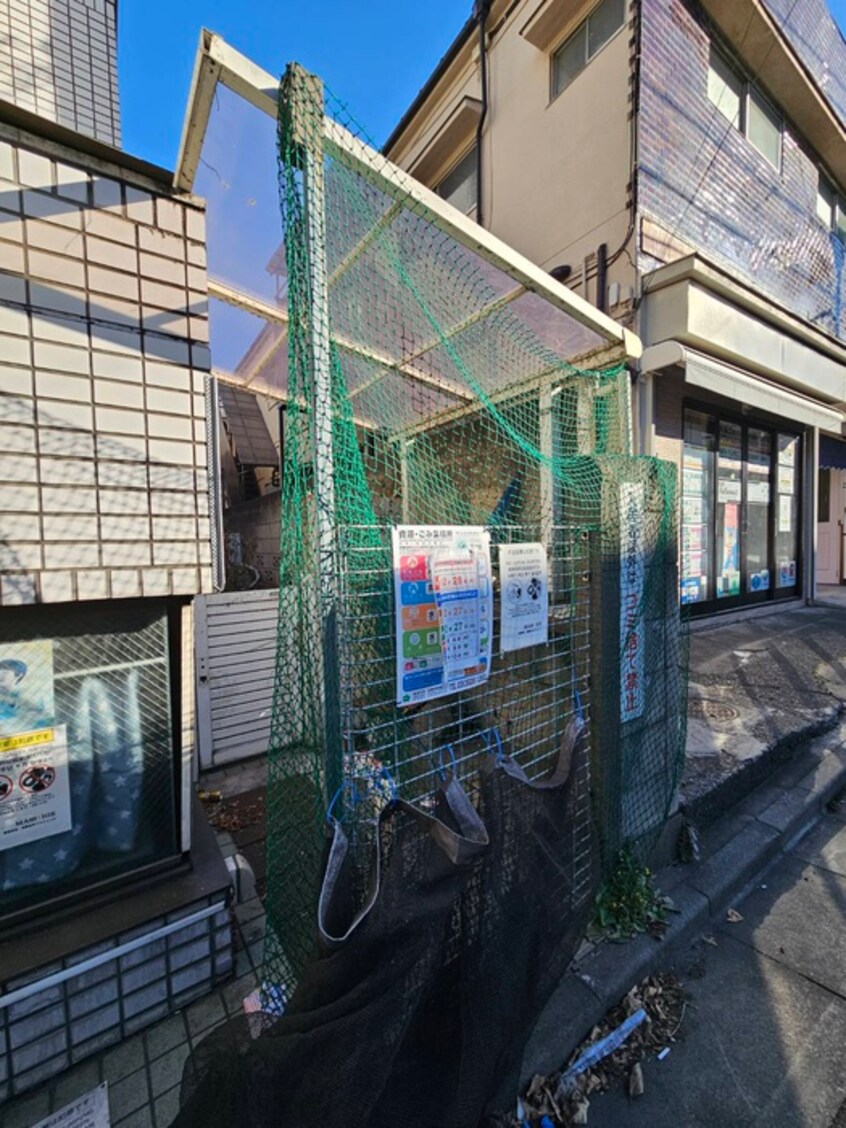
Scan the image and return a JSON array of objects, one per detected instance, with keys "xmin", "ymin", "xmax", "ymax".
[{"xmin": 386, "ymin": 0, "xmax": 846, "ymax": 617}]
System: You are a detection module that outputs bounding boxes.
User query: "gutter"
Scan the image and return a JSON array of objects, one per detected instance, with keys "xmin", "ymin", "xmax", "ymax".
[{"xmin": 383, "ymin": 13, "xmax": 477, "ymax": 155}]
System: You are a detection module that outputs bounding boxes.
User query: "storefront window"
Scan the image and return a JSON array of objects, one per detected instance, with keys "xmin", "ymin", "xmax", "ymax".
[
  {"xmin": 681, "ymin": 410, "xmax": 715, "ymax": 605},
  {"xmin": 776, "ymin": 434, "xmax": 800, "ymax": 590},
  {"xmin": 681, "ymin": 408, "xmax": 801, "ymax": 612},
  {"xmin": 746, "ymin": 428, "xmax": 771, "ymax": 594},
  {"xmin": 0, "ymin": 602, "xmax": 180, "ymax": 922},
  {"xmin": 716, "ymin": 421, "xmax": 742, "ymax": 599}
]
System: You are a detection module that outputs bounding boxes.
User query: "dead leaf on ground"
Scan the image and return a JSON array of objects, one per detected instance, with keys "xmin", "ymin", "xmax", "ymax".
[
  {"xmin": 703, "ymin": 934, "xmax": 718, "ymax": 947},
  {"xmin": 726, "ymin": 909, "xmax": 743, "ymax": 923}
]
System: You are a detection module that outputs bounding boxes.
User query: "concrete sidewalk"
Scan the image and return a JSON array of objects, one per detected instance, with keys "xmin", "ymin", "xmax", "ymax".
[{"xmin": 4, "ymin": 603, "xmax": 846, "ymax": 1127}]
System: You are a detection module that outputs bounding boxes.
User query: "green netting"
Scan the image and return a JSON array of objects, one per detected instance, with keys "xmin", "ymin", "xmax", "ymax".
[{"xmin": 263, "ymin": 63, "xmax": 687, "ymax": 992}]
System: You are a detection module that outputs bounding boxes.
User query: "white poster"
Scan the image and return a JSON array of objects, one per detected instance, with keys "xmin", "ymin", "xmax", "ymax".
[
  {"xmin": 778, "ymin": 466, "xmax": 795, "ymax": 495},
  {"xmin": 499, "ymin": 543, "xmax": 549, "ymax": 654},
  {"xmin": 779, "ymin": 494, "xmax": 793, "ymax": 533},
  {"xmin": 392, "ymin": 526, "xmax": 492, "ymax": 706},
  {"xmin": 0, "ymin": 724, "xmax": 71, "ymax": 850},
  {"xmin": 0, "ymin": 640, "xmax": 54, "ymax": 738},
  {"xmin": 717, "ymin": 478, "xmax": 741, "ymax": 503},
  {"xmin": 620, "ymin": 482, "xmax": 645, "ymax": 724},
  {"xmin": 33, "ymin": 1083, "xmax": 110, "ymax": 1128}
]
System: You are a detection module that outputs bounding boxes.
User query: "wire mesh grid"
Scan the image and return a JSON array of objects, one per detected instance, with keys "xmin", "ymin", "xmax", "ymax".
[
  {"xmin": 335, "ymin": 521, "xmax": 594, "ymax": 900},
  {"xmin": 0, "ymin": 604, "xmax": 177, "ymax": 913}
]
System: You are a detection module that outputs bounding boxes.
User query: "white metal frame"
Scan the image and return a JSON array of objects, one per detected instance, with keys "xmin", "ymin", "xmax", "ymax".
[{"xmin": 175, "ymin": 30, "xmax": 643, "ymax": 411}]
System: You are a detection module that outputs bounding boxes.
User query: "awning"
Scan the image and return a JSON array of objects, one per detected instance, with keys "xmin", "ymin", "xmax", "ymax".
[
  {"xmin": 640, "ymin": 342, "xmax": 845, "ymax": 432},
  {"xmin": 218, "ymin": 383, "xmax": 279, "ymax": 466},
  {"xmin": 820, "ymin": 434, "xmax": 846, "ymax": 470}
]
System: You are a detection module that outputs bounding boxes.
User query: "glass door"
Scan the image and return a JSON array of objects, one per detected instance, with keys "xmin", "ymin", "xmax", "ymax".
[
  {"xmin": 681, "ymin": 410, "xmax": 714, "ymax": 605},
  {"xmin": 775, "ymin": 433, "xmax": 800, "ymax": 593},
  {"xmin": 716, "ymin": 420, "xmax": 742, "ymax": 601},
  {"xmin": 745, "ymin": 428, "xmax": 772, "ymax": 597},
  {"xmin": 681, "ymin": 406, "xmax": 801, "ymax": 614}
]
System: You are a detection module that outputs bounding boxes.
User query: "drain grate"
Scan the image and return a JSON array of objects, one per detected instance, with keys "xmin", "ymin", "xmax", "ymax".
[{"xmin": 688, "ymin": 699, "xmax": 740, "ymax": 723}]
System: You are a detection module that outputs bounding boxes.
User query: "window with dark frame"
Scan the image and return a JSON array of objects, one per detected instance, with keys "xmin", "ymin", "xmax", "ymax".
[
  {"xmin": 550, "ymin": 0, "xmax": 626, "ymax": 100},
  {"xmin": 707, "ymin": 45, "xmax": 782, "ymax": 171},
  {"xmin": 435, "ymin": 144, "xmax": 478, "ymax": 216}
]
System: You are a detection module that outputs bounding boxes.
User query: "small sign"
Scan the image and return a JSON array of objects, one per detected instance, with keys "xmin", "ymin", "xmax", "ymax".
[
  {"xmin": 499, "ymin": 543, "xmax": 549, "ymax": 653},
  {"xmin": 33, "ymin": 1083, "xmax": 110, "ymax": 1128},
  {"xmin": 0, "ymin": 724, "xmax": 71, "ymax": 850}
]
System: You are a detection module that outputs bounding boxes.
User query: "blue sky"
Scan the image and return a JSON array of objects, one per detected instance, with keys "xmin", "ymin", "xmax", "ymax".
[
  {"xmin": 119, "ymin": 0, "xmax": 846, "ymax": 171},
  {"xmin": 119, "ymin": 0, "xmax": 471, "ymax": 169}
]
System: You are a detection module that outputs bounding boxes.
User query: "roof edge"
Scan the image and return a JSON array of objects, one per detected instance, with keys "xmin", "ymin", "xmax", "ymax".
[{"xmin": 382, "ymin": 12, "xmax": 477, "ymax": 156}]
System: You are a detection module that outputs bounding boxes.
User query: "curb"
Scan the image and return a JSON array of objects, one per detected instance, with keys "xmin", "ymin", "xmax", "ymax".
[{"xmin": 520, "ymin": 727, "xmax": 846, "ymax": 1084}]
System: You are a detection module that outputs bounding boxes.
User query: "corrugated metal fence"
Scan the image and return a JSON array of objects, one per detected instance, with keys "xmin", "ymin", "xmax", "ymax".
[{"xmin": 195, "ymin": 588, "xmax": 279, "ymax": 768}]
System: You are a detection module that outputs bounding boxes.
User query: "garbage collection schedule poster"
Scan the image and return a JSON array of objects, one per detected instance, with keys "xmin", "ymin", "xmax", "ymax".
[
  {"xmin": 0, "ymin": 724, "xmax": 71, "ymax": 850},
  {"xmin": 499, "ymin": 543, "xmax": 549, "ymax": 653},
  {"xmin": 392, "ymin": 526, "xmax": 492, "ymax": 705}
]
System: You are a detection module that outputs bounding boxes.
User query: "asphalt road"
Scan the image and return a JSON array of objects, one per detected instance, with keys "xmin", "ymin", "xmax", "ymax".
[{"xmin": 588, "ymin": 795, "xmax": 846, "ymax": 1128}]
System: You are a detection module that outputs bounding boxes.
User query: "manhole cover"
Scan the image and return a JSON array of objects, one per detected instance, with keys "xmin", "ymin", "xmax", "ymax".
[{"xmin": 688, "ymin": 699, "xmax": 740, "ymax": 723}]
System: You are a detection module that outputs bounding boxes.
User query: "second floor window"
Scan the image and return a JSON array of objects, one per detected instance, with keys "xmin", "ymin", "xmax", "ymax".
[
  {"xmin": 436, "ymin": 145, "xmax": 478, "ymax": 215},
  {"xmin": 551, "ymin": 0, "xmax": 626, "ymax": 100},
  {"xmin": 707, "ymin": 46, "xmax": 782, "ymax": 171},
  {"xmin": 816, "ymin": 174, "xmax": 846, "ymax": 240}
]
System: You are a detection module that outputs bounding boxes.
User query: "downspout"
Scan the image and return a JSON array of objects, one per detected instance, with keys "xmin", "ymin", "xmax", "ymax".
[
  {"xmin": 474, "ymin": 0, "xmax": 491, "ymax": 227},
  {"xmin": 606, "ymin": 0, "xmax": 641, "ymax": 268}
]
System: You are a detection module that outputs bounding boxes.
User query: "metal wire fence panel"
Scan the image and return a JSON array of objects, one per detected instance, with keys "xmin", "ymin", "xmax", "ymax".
[
  {"xmin": 0, "ymin": 602, "xmax": 178, "ymax": 919},
  {"xmin": 259, "ymin": 63, "xmax": 687, "ymax": 1003}
]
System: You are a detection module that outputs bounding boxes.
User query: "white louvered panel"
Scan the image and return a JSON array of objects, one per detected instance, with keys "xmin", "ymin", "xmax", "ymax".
[{"xmin": 195, "ymin": 588, "xmax": 280, "ymax": 767}]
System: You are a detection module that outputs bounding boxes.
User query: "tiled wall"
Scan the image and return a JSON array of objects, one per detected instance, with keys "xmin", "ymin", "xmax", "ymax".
[
  {"xmin": 0, "ymin": 896, "xmax": 232, "ymax": 1101},
  {"xmin": 0, "ymin": 128, "xmax": 214, "ymax": 606},
  {"xmin": 0, "ymin": 0, "xmax": 120, "ymax": 147},
  {"xmin": 762, "ymin": 0, "xmax": 846, "ymax": 133},
  {"xmin": 639, "ymin": 0, "xmax": 846, "ymax": 340}
]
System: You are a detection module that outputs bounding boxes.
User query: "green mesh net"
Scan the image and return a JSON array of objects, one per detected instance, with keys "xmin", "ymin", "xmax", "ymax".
[{"xmin": 263, "ymin": 63, "xmax": 687, "ymax": 992}]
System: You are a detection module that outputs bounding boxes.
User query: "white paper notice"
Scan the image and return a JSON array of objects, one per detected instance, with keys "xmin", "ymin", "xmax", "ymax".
[
  {"xmin": 779, "ymin": 494, "xmax": 792, "ymax": 533},
  {"xmin": 392, "ymin": 526, "xmax": 492, "ymax": 706},
  {"xmin": 0, "ymin": 724, "xmax": 71, "ymax": 851},
  {"xmin": 33, "ymin": 1084, "xmax": 110, "ymax": 1128},
  {"xmin": 499, "ymin": 543, "xmax": 549, "ymax": 653}
]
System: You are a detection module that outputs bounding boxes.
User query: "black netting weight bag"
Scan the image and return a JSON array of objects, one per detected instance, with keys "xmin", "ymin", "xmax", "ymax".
[
  {"xmin": 453, "ymin": 714, "xmax": 596, "ymax": 1125},
  {"xmin": 173, "ymin": 778, "xmax": 487, "ymax": 1128},
  {"xmin": 369, "ymin": 715, "xmax": 593, "ymax": 1128}
]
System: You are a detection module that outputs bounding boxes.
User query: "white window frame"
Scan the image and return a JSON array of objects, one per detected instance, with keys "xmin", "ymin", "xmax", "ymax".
[
  {"xmin": 550, "ymin": 0, "xmax": 627, "ymax": 102},
  {"xmin": 707, "ymin": 45, "xmax": 783, "ymax": 173}
]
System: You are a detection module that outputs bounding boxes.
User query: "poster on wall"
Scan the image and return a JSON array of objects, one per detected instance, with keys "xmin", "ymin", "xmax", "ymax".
[
  {"xmin": 620, "ymin": 482, "xmax": 645, "ymax": 724},
  {"xmin": 749, "ymin": 569, "xmax": 771, "ymax": 592},
  {"xmin": 392, "ymin": 526, "xmax": 492, "ymax": 706},
  {"xmin": 499, "ymin": 543, "xmax": 549, "ymax": 654},
  {"xmin": 778, "ymin": 435, "xmax": 797, "ymax": 467},
  {"xmin": 748, "ymin": 480, "xmax": 770, "ymax": 504},
  {"xmin": 0, "ymin": 724, "xmax": 72, "ymax": 850},
  {"xmin": 683, "ymin": 496, "xmax": 704, "ymax": 524}
]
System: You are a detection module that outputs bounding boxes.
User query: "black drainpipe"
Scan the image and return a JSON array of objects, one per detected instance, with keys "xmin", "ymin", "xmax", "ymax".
[
  {"xmin": 596, "ymin": 242, "xmax": 608, "ymax": 311},
  {"xmin": 474, "ymin": 0, "xmax": 491, "ymax": 226}
]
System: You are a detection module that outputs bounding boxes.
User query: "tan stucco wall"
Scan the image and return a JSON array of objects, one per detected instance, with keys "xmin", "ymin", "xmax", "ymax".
[{"xmin": 386, "ymin": 0, "xmax": 636, "ymax": 310}]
